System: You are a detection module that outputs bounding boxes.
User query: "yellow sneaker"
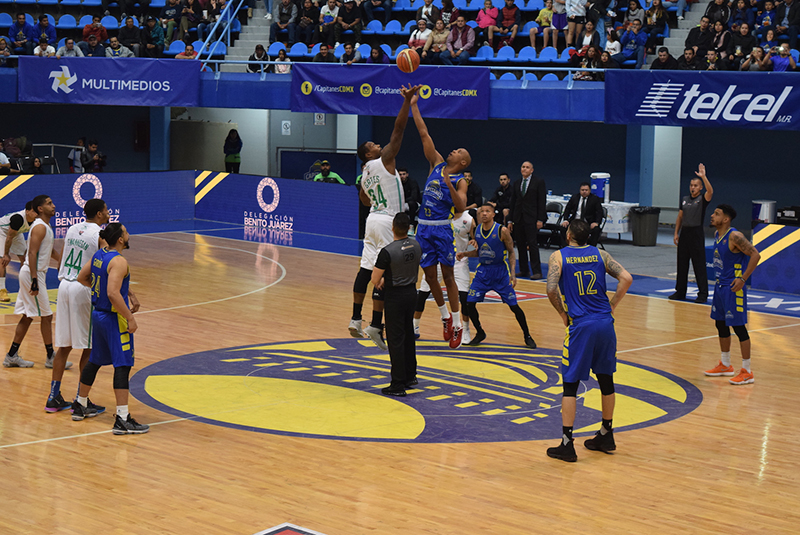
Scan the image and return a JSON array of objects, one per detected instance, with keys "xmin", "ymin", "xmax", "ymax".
[
  {"xmin": 0, "ymin": 288, "xmax": 9, "ymax": 302},
  {"xmin": 729, "ymin": 368, "xmax": 754, "ymax": 385},
  {"xmin": 704, "ymin": 361, "xmax": 735, "ymax": 377}
]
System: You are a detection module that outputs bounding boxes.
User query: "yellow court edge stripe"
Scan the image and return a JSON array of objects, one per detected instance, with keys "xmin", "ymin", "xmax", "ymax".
[{"xmin": 194, "ymin": 172, "xmax": 229, "ymax": 204}]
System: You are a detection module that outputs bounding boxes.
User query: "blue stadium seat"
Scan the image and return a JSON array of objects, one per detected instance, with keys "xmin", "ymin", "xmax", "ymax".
[
  {"xmin": 192, "ymin": 40, "xmax": 205, "ymax": 52},
  {"xmin": 433, "ymin": 0, "xmax": 442, "ymax": 7},
  {"xmin": 207, "ymin": 41, "xmax": 226, "ymax": 56},
  {"xmin": 494, "ymin": 45, "xmax": 516, "ymax": 62},
  {"xmin": 403, "ymin": 20, "xmax": 416, "ymax": 34},
  {"xmin": 522, "ymin": 0, "xmax": 544, "ymax": 10},
  {"xmin": 334, "ymin": 43, "xmax": 345, "ymax": 57},
  {"xmin": 362, "ymin": 20, "xmax": 382, "ymax": 35},
  {"xmin": 792, "ymin": 49, "xmax": 800, "ymax": 62},
  {"xmin": 102, "ymin": 16, "xmax": 119, "ymax": 30},
  {"xmin": 268, "ymin": 42, "xmax": 286, "ymax": 56},
  {"xmin": 0, "ymin": 14, "xmax": 12, "ymax": 30},
  {"xmin": 39, "ymin": 0, "xmax": 59, "ymax": 6},
  {"xmin": 522, "ymin": 21, "xmax": 538, "ymax": 35},
  {"xmin": 165, "ymin": 40, "xmax": 185, "ymax": 56},
  {"xmin": 358, "ymin": 43, "xmax": 371, "ymax": 58},
  {"xmin": 44, "ymin": 14, "xmax": 56, "ymax": 26},
  {"xmin": 532, "ymin": 46, "xmax": 557, "ymax": 63},
  {"xmin": 380, "ymin": 43, "xmax": 392, "ymax": 58},
  {"xmin": 489, "ymin": 71, "xmax": 497, "ymax": 80},
  {"xmin": 79, "ymin": 15, "xmax": 94, "ymax": 27},
  {"xmin": 231, "ymin": 19, "xmax": 241, "ymax": 33},
  {"xmin": 499, "ymin": 72, "xmax": 517, "ymax": 80},
  {"xmin": 60, "ymin": 0, "xmax": 82, "ymax": 6},
  {"xmin": 83, "ymin": 0, "xmax": 102, "ymax": 8},
  {"xmin": 453, "ymin": 0, "xmax": 468, "ymax": 9},
  {"xmin": 466, "ymin": 20, "xmax": 478, "ymax": 28},
  {"xmin": 378, "ymin": 20, "xmax": 401, "ymax": 36},
  {"xmin": 151, "ymin": 0, "xmax": 167, "ymax": 7},
  {"xmin": 310, "ymin": 42, "xmax": 321, "ymax": 56},
  {"xmin": 393, "ymin": 44, "xmax": 408, "ymax": 59},
  {"xmin": 511, "ymin": 45, "xmax": 536, "ymax": 63},
  {"xmin": 0, "ymin": 0, "xmax": 14, "ymax": 6},
  {"xmin": 394, "ymin": 0, "xmax": 413, "ymax": 11},
  {"xmin": 524, "ymin": 72, "xmax": 538, "ymax": 80},
  {"xmin": 287, "ymin": 41, "xmax": 308, "ymax": 58},
  {"xmin": 16, "ymin": 0, "xmax": 36, "ymax": 6},
  {"xmin": 25, "ymin": 13, "xmax": 35, "ymax": 26},
  {"xmin": 469, "ymin": 45, "xmax": 494, "ymax": 63},
  {"xmin": 553, "ymin": 47, "xmax": 573, "ymax": 64},
  {"xmin": 541, "ymin": 72, "xmax": 559, "ymax": 80},
  {"xmin": 57, "ymin": 37, "xmax": 67, "ymax": 49}
]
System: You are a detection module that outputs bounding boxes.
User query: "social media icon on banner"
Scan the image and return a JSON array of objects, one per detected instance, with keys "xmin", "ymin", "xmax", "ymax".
[
  {"xmin": 301, "ymin": 81, "xmax": 313, "ymax": 95},
  {"xmin": 420, "ymin": 85, "xmax": 432, "ymax": 99},
  {"xmin": 360, "ymin": 83, "xmax": 373, "ymax": 97}
]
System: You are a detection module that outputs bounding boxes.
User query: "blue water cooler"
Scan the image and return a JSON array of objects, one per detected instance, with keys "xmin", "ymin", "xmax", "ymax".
[{"xmin": 590, "ymin": 172, "xmax": 610, "ymax": 202}]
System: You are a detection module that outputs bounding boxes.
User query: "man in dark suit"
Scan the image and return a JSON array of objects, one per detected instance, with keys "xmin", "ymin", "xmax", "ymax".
[
  {"xmin": 508, "ymin": 161, "xmax": 547, "ymax": 279},
  {"xmin": 560, "ymin": 182, "xmax": 604, "ymax": 247}
]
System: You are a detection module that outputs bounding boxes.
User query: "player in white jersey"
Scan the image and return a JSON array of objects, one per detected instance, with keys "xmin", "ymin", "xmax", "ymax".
[
  {"xmin": 46, "ymin": 199, "xmax": 111, "ymax": 413},
  {"xmin": 0, "ymin": 202, "xmax": 37, "ymax": 302},
  {"xmin": 4, "ymin": 195, "xmax": 62, "ymax": 370},
  {"xmin": 350, "ymin": 84, "xmax": 421, "ymax": 350},
  {"xmin": 414, "ymin": 209, "xmax": 475, "ymax": 342}
]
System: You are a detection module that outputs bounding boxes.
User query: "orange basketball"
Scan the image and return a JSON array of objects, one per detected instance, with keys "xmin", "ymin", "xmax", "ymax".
[{"xmin": 396, "ymin": 48, "xmax": 421, "ymax": 73}]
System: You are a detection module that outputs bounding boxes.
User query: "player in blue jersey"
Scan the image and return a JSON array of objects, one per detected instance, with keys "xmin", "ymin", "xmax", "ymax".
[
  {"xmin": 704, "ymin": 204, "xmax": 760, "ymax": 386},
  {"xmin": 410, "ymin": 91, "xmax": 470, "ymax": 348},
  {"xmin": 74, "ymin": 223, "xmax": 149, "ymax": 435},
  {"xmin": 545, "ymin": 220, "xmax": 632, "ymax": 462},
  {"xmin": 457, "ymin": 204, "xmax": 536, "ymax": 349}
]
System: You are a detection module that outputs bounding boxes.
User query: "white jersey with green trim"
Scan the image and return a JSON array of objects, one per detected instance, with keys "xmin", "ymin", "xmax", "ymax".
[
  {"xmin": 58, "ymin": 221, "xmax": 101, "ymax": 281},
  {"xmin": 25, "ymin": 219, "xmax": 54, "ymax": 273},
  {"xmin": 0, "ymin": 209, "xmax": 31, "ymax": 237},
  {"xmin": 361, "ymin": 157, "xmax": 405, "ymax": 216}
]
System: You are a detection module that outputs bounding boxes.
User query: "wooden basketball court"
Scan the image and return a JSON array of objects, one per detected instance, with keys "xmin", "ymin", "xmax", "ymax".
[{"xmin": 1, "ymin": 230, "xmax": 798, "ymax": 534}]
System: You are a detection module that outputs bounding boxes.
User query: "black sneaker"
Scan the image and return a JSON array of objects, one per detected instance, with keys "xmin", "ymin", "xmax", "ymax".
[
  {"xmin": 465, "ymin": 330, "xmax": 486, "ymax": 346},
  {"xmin": 45, "ymin": 393, "xmax": 72, "ymax": 413},
  {"xmin": 71, "ymin": 400, "xmax": 99, "ymax": 421},
  {"xmin": 87, "ymin": 399, "xmax": 106, "ymax": 415},
  {"xmin": 524, "ymin": 334, "xmax": 537, "ymax": 349},
  {"xmin": 113, "ymin": 414, "xmax": 150, "ymax": 435},
  {"xmin": 546, "ymin": 439, "xmax": 577, "ymax": 462},
  {"xmin": 381, "ymin": 384, "xmax": 407, "ymax": 397},
  {"xmin": 584, "ymin": 430, "xmax": 616, "ymax": 453},
  {"xmin": 405, "ymin": 378, "xmax": 418, "ymax": 388},
  {"xmin": 668, "ymin": 292, "xmax": 685, "ymax": 301},
  {"xmin": 694, "ymin": 295, "xmax": 708, "ymax": 304}
]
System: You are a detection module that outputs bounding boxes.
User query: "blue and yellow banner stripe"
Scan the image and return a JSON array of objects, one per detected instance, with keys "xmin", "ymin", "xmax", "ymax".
[
  {"xmin": 0, "ymin": 175, "xmax": 36, "ymax": 202},
  {"xmin": 194, "ymin": 171, "xmax": 229, "ymax": 204},
  {"xmin": 752, "ymin": 224, "xmax": 800, "ymax": 265}
]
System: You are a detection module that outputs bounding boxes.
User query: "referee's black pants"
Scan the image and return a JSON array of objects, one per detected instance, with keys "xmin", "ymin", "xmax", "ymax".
[
  {"xmin": 675, "ymin": 225, "xmax": 708, "ymax": 298},
  {"xmin": 384, "ymin": 285, "xmax": 417, "ymax": 386}
]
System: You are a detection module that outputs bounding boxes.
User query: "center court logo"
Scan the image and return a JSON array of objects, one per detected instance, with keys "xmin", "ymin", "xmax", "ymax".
[
  {"xmin": 49, "ymin": 66, "xmax": 77, "ymax": 94},
  {"xmin": 130, "ymin": 338, "xmax": 703, "ymax": 443}
]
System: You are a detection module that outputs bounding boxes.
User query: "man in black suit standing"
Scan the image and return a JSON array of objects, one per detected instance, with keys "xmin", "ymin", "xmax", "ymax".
[
  {"xmin": 508, "ymin": 161, "xmax": 547, "ymax": 279},
  {"xmin": 561, "ymin": 182, "xmax": 604, "ymax": 247}
]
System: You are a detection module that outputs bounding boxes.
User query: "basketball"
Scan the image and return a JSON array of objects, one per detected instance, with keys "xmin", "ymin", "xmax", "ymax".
[{"xmin": 396, "ymin": 49, "xmax": 420, "ymax": 73}]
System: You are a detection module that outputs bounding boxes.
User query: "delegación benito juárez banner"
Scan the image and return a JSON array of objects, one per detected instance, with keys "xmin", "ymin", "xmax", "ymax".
[
  {"xmin": 605, "ymin": 70, "xmax": 798, "ymax": 130},
  {"xmin": 291, "ymin": 64, "xmax": 490, "ymax": 120},
  {"xmin": 18, "ymin": 57, "xmax": 201, "ymax": 107}
]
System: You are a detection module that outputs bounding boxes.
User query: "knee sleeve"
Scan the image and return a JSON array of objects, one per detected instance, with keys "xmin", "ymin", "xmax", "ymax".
[
  {"xmin": 459, "ymin": 290, "xmax": 468, "ymax": 311},
  {"xmin": 371, "ymin": 286, "xmax": 384, "ymax": 302},
  {"xmin": 716, "ymin": 320, "xmax": 731, "ymax": 338},
  {"xmin": 113, "ymin": 366, "xmax": 131, "ymax": 390},
  {"xmin": 596, "ymin": 373, "xmax": 615, "ymax": 395},
  {"xmin": 732, "ymin": 324, "xmax": 749, "ymax": 342},
  {"xmin": 80, "ymin": 361, "xmax": 101, "ymax": 387},
  {"xmin": 563, "ymin": 381, "xmax": 579, "ymax": 398},
  {"xmin": 416, "ymin": 290, "xmax": 431, "ymax": 313},
  {"xmin": 353, "ymin": 268, "xmax": 372, "ymax": 294}
]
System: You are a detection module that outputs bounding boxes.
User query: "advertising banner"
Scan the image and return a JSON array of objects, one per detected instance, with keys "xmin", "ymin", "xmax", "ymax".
[
  {"xmin": 605, "ymin": 71, "xmax": 798, "ymax": 130},
  {"xmin": 18, "ymin": 57, "xmax": 201, "ymax": 106},
  {"xmin": 291, "ymin": 64, "xmax": 490, "ymax": 120}
]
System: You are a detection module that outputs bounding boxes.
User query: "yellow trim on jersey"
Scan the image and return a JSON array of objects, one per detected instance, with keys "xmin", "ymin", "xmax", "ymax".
[{"xmin": 562, "ymin": 325, "xmax": 570, "ymax": 366}]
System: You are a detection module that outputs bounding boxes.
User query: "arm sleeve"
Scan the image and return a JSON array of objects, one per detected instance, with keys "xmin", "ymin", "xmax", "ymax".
[{"xmin": 8, "ymin": 214, "xmax": 24, "ymax": 231}]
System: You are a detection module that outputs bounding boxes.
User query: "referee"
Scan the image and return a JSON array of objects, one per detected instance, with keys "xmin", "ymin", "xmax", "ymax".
[{"xmin": 371, "ymin": 213, "xmax": 421, "ymax": 397}]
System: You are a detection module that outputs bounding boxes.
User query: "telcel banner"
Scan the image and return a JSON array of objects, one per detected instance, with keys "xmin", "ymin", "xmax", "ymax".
[
  {"xmin": 18, "ymin": 57, "xmax": 200, "ymax": 106},
  {"xmin": 605, "ymin": 70, "xmax": 797, "ymax": 130},
  {"xmin": 291, "ymin": 64, "xmax": 489, "ymax": 120}
]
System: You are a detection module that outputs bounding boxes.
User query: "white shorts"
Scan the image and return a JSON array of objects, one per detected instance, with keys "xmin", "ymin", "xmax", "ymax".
[
  {"xmin": 55, "ymin": 279, "xmax": 93, "ymax": 349},
  {"xmin": 15, "ymin": 265, "xmax": 52, "ymax": 318},
  {"xmin": 360, "ymin": 213, "xmax": 394, "ymax": 270},
  {"xmin": 0, "ymin": 232, "xmax": 27, "ymax": 257},
  {"xmin": 419, "ymin": 258, "xmax": 470, "ymax": 293}
]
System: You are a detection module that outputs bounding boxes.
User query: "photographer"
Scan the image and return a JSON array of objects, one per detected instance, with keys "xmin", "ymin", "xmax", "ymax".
[
  {"xmin": 80, "ymin": 140, "xmax": 107, "ymax": 173},
  {"xmin": 763, "ymin": 42, "xmax": 796, "ymax": 71}
]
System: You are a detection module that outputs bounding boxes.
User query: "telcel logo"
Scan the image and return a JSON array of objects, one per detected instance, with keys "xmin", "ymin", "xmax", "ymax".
[{"xmin": 675, "ymin": 84, "xmax": 792, "ymax": 123}]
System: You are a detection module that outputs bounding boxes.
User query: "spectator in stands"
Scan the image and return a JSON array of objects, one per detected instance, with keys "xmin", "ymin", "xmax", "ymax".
[
  {"xmin": 711, "ymin": 20, "xmax": 731, "ymax": 58},
  {"xmin": 764, "ymin": 42, "xmax": 797, "ymax": 70},
  {"xmin": 572, "ymin": 45, "xmax": 601, "ymax": 79},
  {"xmin": 212, "ymin": 0, "xmax": 236, "ymax": 39},
  {"xmin": 176, "ymin": 43, "xmax": 199, "ymax": 58},
  {"xmin": 612, "ymin": 18, "xmax": 646, "ymax": 68},
  {"xmin": 83, "ymin": 15, "xmax": 109, "ymax": 44},
  {"xmin": 197, "ymin": 0, "xmax": 222, "ymax": 43},
  {"xmin": 529, "ymin": 0, "xmax": 555, "ymax": 50},
  {"xmin": 0, "ymin": 151, "xmax": 19, "ymax": 173},
  {"xmin": 247, "ymin": 44, "xmax": 269, "ymax": 71},
  {"xmin": 179, "ymin": 0, "xmax": 202, "ymax": 43},
  {"xmin": 686, "ymin": 15, "xmax": 714, "ymax": 55},
  {"xmin": 755, "ymin": 0, "xmax": 776, "ymax": 39},
  {"xmin": 409, "ymin": 19, "xmax": 432, "ymax": 55},
  {"xmin": 677, "ymin": 46, "xmax": 700, "ymax": 68},
  {"xmin": 730, "ymin": 0, "xmax": 755, "ymax": 32},
  {"xmin": 68, "ymin": 138, "xmax": 85, "ymax": 173},
  {"xmin": 565, "ymin": 0, "xmax": 587, "ymax": 49},
  {"xmin": 313, "ymin": 160, "xmax": 345, "ymax": 183},
  {"xmin": 340, "ymin": 41, "xmax": 362, "ymax": 64},
  {"xmin": 399, "ymin": 168, "xmax": 421, "ymax": 225},
  {"xmin": 31, "ymin": 157, "xmax": 45, "ymax": 175},
  {"xmin": 728, "ymin": 22, "xmax": 757, "ymax": 69},
  {"xmin": 702, "ymin": 48, "xmax": 726, "ymax": 69},
  {"xmin": 224, "ymin": 129, "xmax": 242, "ymax": 173},
  {"xmin": 56, "ymin": 38, "xmax": 84, "ymax": 59},
  {"xmin": 773, "ymin": 0, "xmax": 800, "ymax": 51},
  {"xmin": 334, "ymin": 0, "xmax": 362, "ymax": 48},
  {"xmin": 105, "ymin": 36, "xmax": 135, "ymax": 57},
  {"xmin": 643, "ymin": 0, "xmax": 667, "ymax": 53},
  {"xmin": 488, "ymin": 173, "xmax": 512, "ymax": 225},
  {"xmin": 80, "ymin": 35, "xmax": 106, "ymax": 57},
  {"xmin": 313, "ymin": 42, "xmax": 337, "ymax": 61},
  {"xmin": 270, "ymin": 0, "xmax": 298, "ymax": 46},
  {"xmin": 127, "ymin": 0, "xmax": 152, "ymax": 26},
  {"xmin": 576, "ymin": 19, "xmax": 600, "ymax": 49},
  {"xmin": 81, "ymin": 140, "xmax": 107, "ymax": 173},
  {"xmin": 479, "ymin": 0, "xmax": 500, "ymax": 45},
  {"xmin": 441, "ymin": 15, "xmax": 476, "ymax": 64},
  {"xmin": 623, "ymin": 0, "xmax": 645, "ymax": 30},
  {"xmin": 143, "ymin": 17, "xmax": 165, "ymax": 57},
  {"xmin": 34, "ymin": 39, "xmax": 56, "ymax": 58},
  {"xmin": 269, "ymin": 48, "xmax": 292, "ymax": 72},
  {"xmin": 489, "ymin": 0, "xmax": 521, "ymax": 49},
  {"xmin": 9, "ymin": 13, "xmax": 35, "ymax": 56},
  {"xmin": 34, "ymin": 15, "xmax": 57, "ymax": 48},
  {"xmin": 0, "ymin": 40, "xmax": 12, "ymax": 68},
  {"xmin": 760, "ymin": 28, "xmax": 779, "ymax": 51},
  {"xmin": 161, "ymin": 0, "xmax": 182, "ymax": 47},
  {"xmin": 366, "ymin": 44, "xmax": 390, "ymax": 62},
  {"xmin": 604, "ymin": 28, "xmax": 621, "ymax": 54},
  {"xmin": 741, "ymin": 45, "xmax": 767, "ymax": 69},
  {"xmin": 422, "ymin": 18, "xmax": 449, "ymax": 63},
  {"xmin": 595, "ymin": 49, "xmax": 619, "ymax": 77},
  {"xmin": 297, "ymin": 0, "xmax": 320, "ymax": 45},
  {"xmin": 440, "ymin": 0, "xmax": 461, "ymax": 30},
  {"xmin": 464, "ymin": 171, "xmax": 483, "ymax": 220},
  {"xmin": 650, "ymin": 46, "xmax": 679, "ymax": 68},
  {"xmin": 664, "ymin": 0, "xmax": 689, "ymax": 21},
  {"xmin": 552, "ymin": 0, "xmax": 568, "ymax": 48},
  {"xmin": 417, "ymin": 0, "xmax": 441, "ymax": 27},
  {"xmin": 316, "ymin": 0, "xmax": 339, "ymax": 47},
  {"xmin": 704, "ymin": 0, "xmax": 731, "ymax": 28},
  {"xmin": 364, "ymin": 0, "xmax": 392, "ymax": 27},
  {"xmin": 119, "ymin": 17, "xmax": 143, "ymax": 57}
]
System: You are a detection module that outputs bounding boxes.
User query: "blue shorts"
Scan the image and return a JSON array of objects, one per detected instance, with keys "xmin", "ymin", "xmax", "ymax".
[
  {"xmin": 710, "ymin": 282, "xmax": 747, "ymax": 326},
  {"xmin": 562, "ymin": 314, "xmax": 616, "ymax": 383},
  {"xmin": 467, "ymin": 264, "xmax": 517, "ymax": 306},
  {"xmin": 89, "ymin": 309, "xmax": 135, "ymax": 368},
  {"xmin": 417, "ymin": 223, "xmax": 456, "ymax": 268}
]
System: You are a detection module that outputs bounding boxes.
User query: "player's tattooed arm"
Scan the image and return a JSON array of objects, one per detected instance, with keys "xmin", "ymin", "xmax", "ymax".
[
  {"xmin": 729, "ymin": 231, "xmax": 761, "ymax": 288},
  {"xmin": 599, "ymin": 250, "xmax": 625, "ymax": 280},
  {"xmin": 546, "ymin": 252, "xmax": 568, "ymax": 326}
]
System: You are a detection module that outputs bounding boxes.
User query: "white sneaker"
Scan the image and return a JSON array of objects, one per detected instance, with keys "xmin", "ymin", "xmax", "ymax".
[
  {"xmin": 44, "ymin": 355, "xmax": 73, "ymax": 370},
  {"xmin": 364, "ymin": 325, "xmax": 388, "ymax": 351},
  {"xmin": 462, "ymin": 325, "xmax": 471, "ymax": 345},
  {"xmin": 414, "ymin": 325, "xmax": 420, "ymax": 339},
  {"xmin": 4, "ymin": 353, "xmax": 34, "ymax": 368},
  {"xmin": 677, "ymin": 15, "xmax": 684, "ymax": 20},
  {"xmin": 348, "ymin": 318, "xmax": 365, "ymax": 338},
  {"xmin": 354, "ymin": 42, "xmax": 360, "ymax": 48},
  {"xmin": 335, "ymin": 41, "xmax": 340, "ymax": 48},
  {"xmin": 264, "ymin": 13, "xmax": 273, "ymax": 21}
]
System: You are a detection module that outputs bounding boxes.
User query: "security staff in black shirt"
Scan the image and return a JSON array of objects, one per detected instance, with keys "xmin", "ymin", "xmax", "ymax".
[{"xmin": 372, "ymin": 213, "xmax": 422, "ymax": 397}]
